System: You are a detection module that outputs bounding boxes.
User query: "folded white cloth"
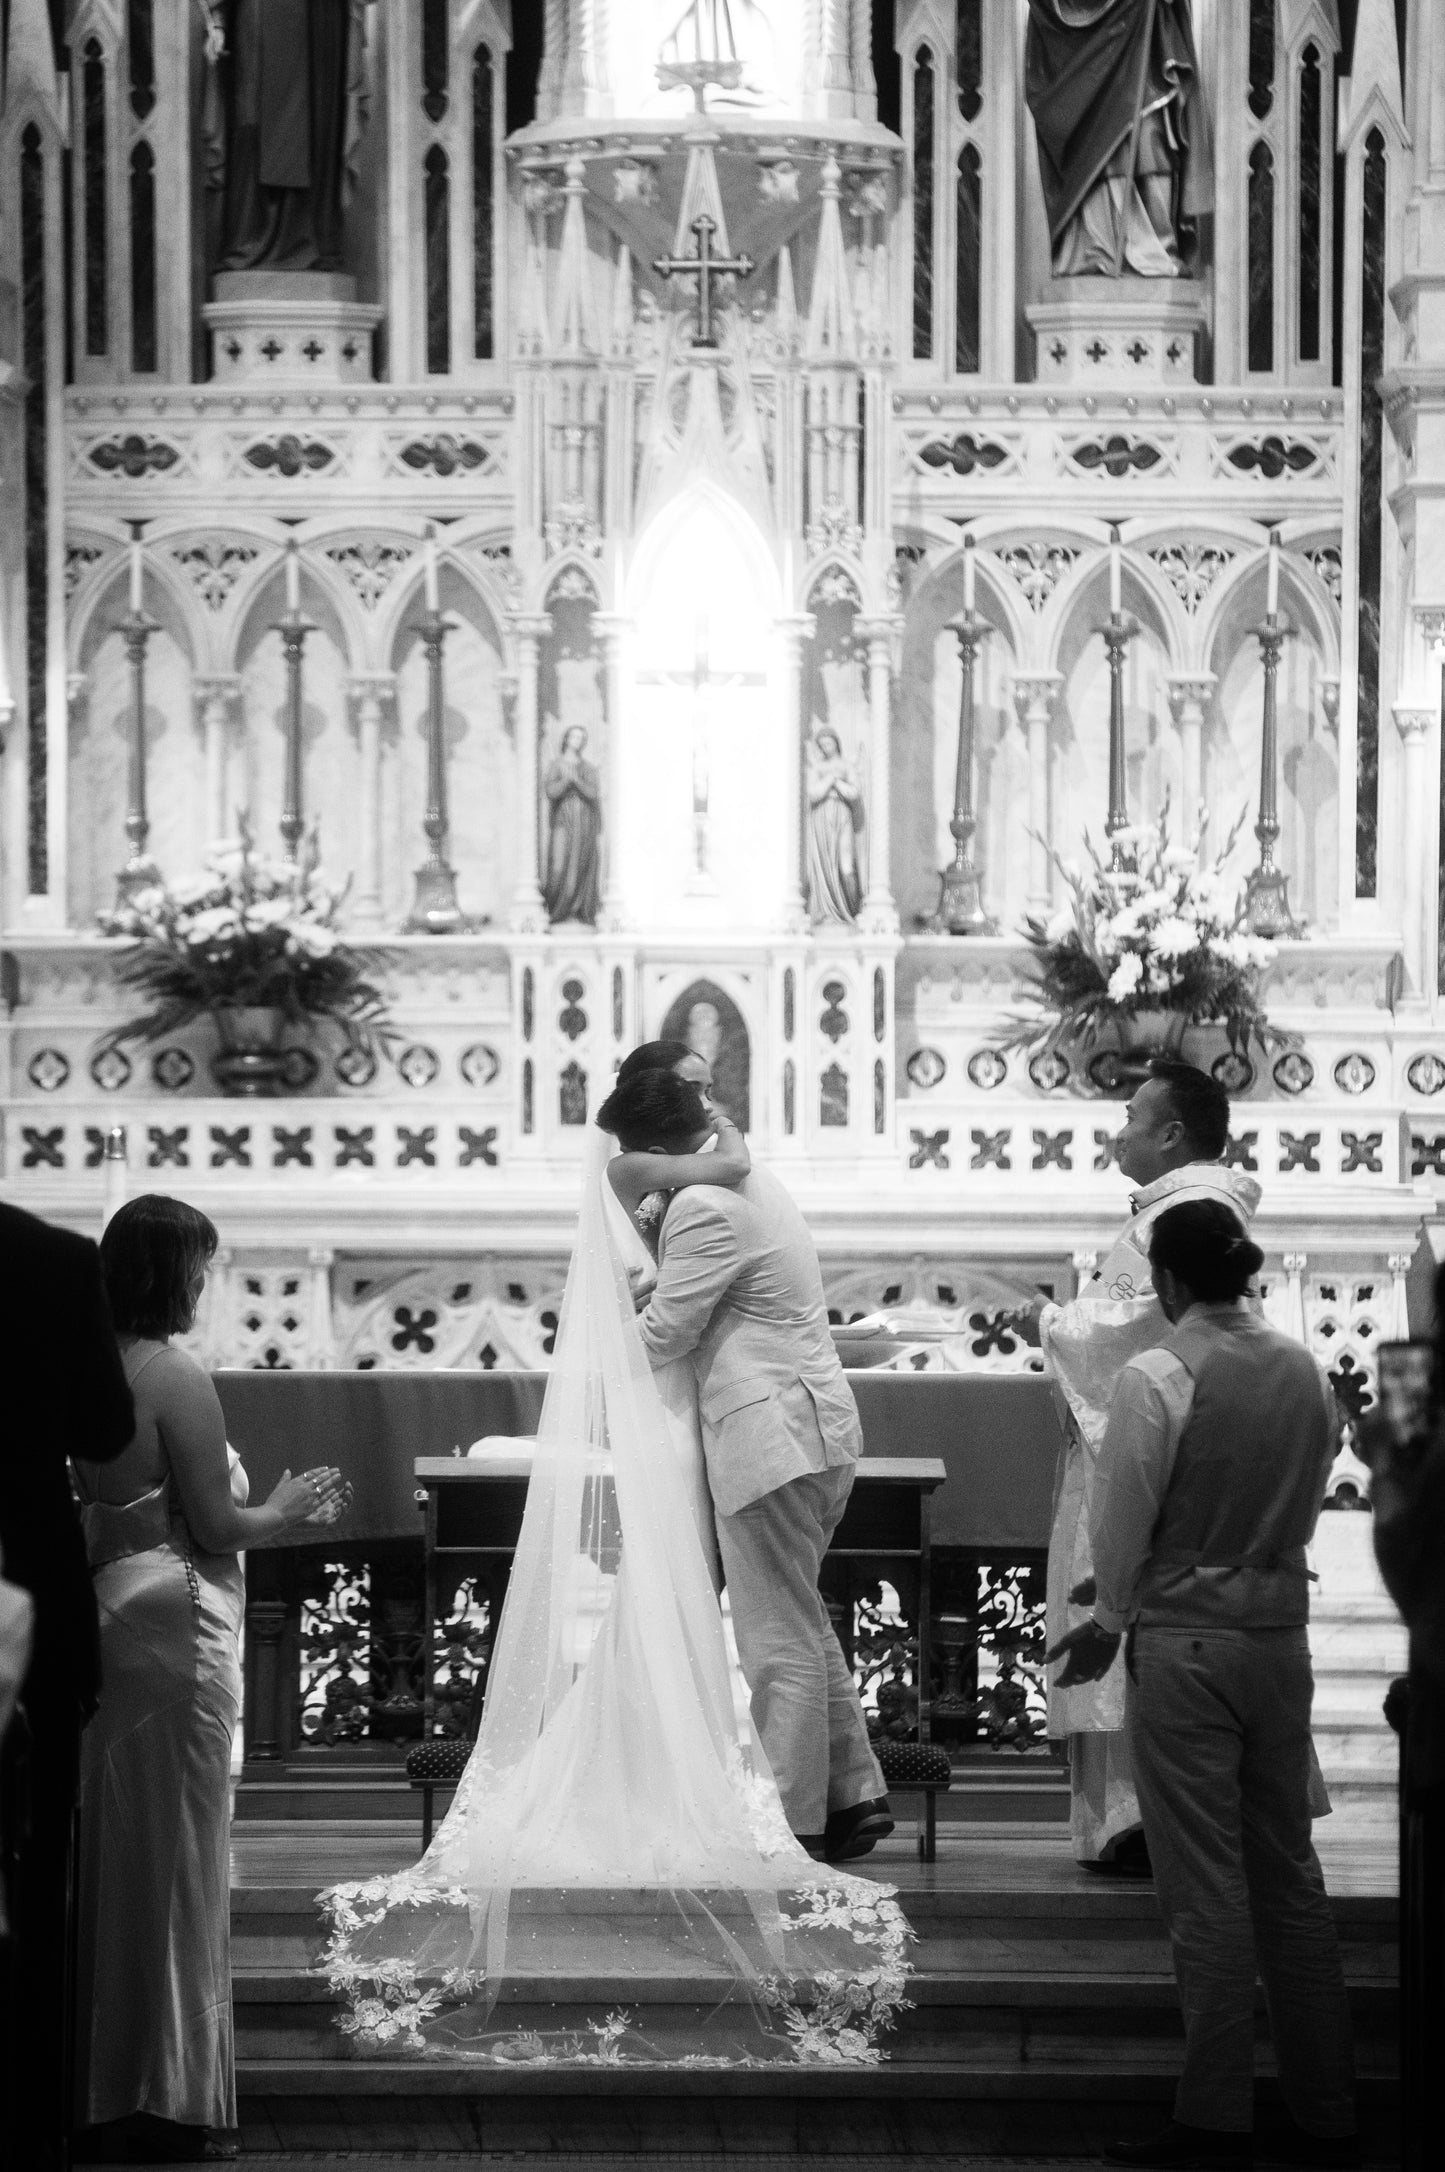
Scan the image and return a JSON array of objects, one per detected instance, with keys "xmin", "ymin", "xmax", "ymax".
[{"xmin": 465, "ymin": 1435, "xmax": 537, "ymax": 1462}]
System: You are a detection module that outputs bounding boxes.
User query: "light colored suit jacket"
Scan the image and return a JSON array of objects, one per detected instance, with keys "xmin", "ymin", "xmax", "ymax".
[{"xmin": 636, "ymin": 1165, "xmax": 862, "ymax": 1517}]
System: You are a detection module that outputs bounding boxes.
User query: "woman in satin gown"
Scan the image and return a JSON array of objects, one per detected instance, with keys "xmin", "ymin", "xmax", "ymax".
[{"xmin": 71, "ymin": 1195, "xmax": 347, "ymax": 2164}]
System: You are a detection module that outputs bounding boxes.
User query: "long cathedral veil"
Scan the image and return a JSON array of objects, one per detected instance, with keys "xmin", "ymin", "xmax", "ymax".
[{"xmin": 318, "ymin": 1134, "xmax": 910, "ymax": 2065}]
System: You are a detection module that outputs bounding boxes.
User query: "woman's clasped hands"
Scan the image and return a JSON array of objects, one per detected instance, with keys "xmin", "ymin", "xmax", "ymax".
[{"xmin": 267, "ymin": 1466, "xmax": 352, "ymax": 1531}]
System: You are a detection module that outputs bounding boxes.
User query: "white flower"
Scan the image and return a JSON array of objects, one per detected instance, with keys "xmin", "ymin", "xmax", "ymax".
[
  {"xmin": 1163, "ymin": 845, "xmax": 1198, "ymax": 872},
  {"xmin": 183, "ymin": 906, "xmax": 240, "ymax": 943},
  {"xmin": 1044, "ymin": 906, "xmax": 1076, "ymax": 945},
  {"xmin": 288, "ymin": 922, "xmax": 337, "ymax": 957},
  {"xmin": 1216, "ymin": 934, "xmax": 1271, "ymax": 971},
  {"xmin": 1107, "ymin": 953, "xmax": 1144, "ymax": 1000},
  {"xmin": 247, "ymin": 897, "xmax": 295, "ymax": 929},
  {"xmin": 1151, "ymin": 916, "xmax": 1201, "ymax": 960},
  {"xmin": 169, "ymin": 871, "xmax": 224, "ymax": 908}
]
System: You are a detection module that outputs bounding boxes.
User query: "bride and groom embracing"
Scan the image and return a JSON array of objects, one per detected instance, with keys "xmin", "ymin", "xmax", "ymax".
[
  {"xmin": 600, "ymin": 1040, "xmax": 893, "ymax": 1866},
  {"xmin": 319, "ymin": 1040, "xmax": 910, "ymax": 2068}
]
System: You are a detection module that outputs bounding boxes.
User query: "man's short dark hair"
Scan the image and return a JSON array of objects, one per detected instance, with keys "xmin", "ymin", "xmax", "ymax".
[
  {"xmin": 100, "ymin": 1193, "xmax": 219, "ymax": 1338},
  {"xmin": 614, "ymin": 1039, "xmax": 696, "ymax": 1089},
  {"xmin": 1147, "ymin": 1056, "xmax": 1230, "ymax": 1161},
  {"xmin": 596, "ymin": 1068, "xmax": 708, "ymax": 1154}
]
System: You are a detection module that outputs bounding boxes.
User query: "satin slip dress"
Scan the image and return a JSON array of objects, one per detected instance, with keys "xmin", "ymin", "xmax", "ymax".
[{"xmin": 73, "ymin": 1341, "xmax": 245, "ymax": 2132}]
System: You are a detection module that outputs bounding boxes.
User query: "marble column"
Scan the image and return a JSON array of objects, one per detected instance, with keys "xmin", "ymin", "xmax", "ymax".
[
  {"xmin": 776, "ymin": 614, "xmax": 813, "ymax": 933},
  {"xmin": 594, "ymin": 612, "xmax": 628, "ymax": 928},
  {"xmin": 194, "ymin": 675, "xmax": 240, "ymax": 844},
  {"xmin": 1167, "ymin": 673, "xmax": 1215, "ymax": 836},
  {"xmin": 856, "ymin": 616, "xmax": 899, "ymax": 932},
  {"xmin": 346, "ymin": 673, "xmax": 392, "ymax": 932},
  {"xmin": 1393, "ymin": 703, "xmax": 1435, "ymax": 997},
  {"xmin": 510, "ymin": 615, "xmax": 551, "ymax": 930},
  {"xmin": 1011, "ymin": 672, "xmax": 1063, "ymax": 912}
]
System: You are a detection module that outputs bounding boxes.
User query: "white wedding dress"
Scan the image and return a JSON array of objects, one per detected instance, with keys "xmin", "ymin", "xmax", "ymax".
[{"xmin": 318, "ymin": 1137, "xmax": 910, "ymax": 2065}]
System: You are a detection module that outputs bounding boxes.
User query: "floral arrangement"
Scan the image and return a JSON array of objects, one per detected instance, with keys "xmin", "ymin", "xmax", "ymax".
[
  {"xmin": 996, "ymin": 805, "xmax": 1289, "ymax": 1062},
  {"xmin": 98, "ymin": 814, "xmax": 392, "ymax": 1054}
]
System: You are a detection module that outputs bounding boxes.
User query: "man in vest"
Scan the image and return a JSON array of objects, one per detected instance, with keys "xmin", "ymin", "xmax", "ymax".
[
  {"xmin": 1049, "ymin": 1199, "xmax": 1357, "ymax": 2172},
  {"xmin": 1022, "ymin": 1058, "xmax": 1261, "ymax": 1866}
]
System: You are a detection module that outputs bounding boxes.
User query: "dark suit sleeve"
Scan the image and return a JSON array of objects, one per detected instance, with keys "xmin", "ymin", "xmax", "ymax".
[{"xmin": 59, "ymin": 1234, "xmax": 133, "ymax": 1463}]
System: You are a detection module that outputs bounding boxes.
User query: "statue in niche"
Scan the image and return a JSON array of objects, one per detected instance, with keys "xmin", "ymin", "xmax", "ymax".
[
  {"xmin": 208, "ymin": 0, "xmax": 369, "ymax": 273},
  {"xmin": 1024, "ymin": 1, "xmax": 1209, "ymax": 279},
  {"xmin": 805, "ymin": 728, "xmax": 865, "ymax": 926},
  {"xmin": 660, "ymin": 979, "xmax": 751, "ymax": 1133},
  {"xmin": 542, "ymin": 724, "xmax": 603, "ymax": 927}
]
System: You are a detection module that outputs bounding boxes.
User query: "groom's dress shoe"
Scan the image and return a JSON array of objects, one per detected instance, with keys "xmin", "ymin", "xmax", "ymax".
[
  {"xmin": 824, "ymin": 1796, "xmax": 894, "ymax": 1862},
  {"xmin": 797, "ymin": 1833, "xmax": 829, "ymax": 1861}
]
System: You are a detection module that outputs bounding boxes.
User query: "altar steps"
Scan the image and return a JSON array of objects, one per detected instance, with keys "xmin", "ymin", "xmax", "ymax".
[
  {"xmin": 232, "ymin": 1744, "xmax": 1072, "ymax": 1825},
  {"xmin": 229, "ymin": 1819, "xmax": 1397, "ymax": 2117}
]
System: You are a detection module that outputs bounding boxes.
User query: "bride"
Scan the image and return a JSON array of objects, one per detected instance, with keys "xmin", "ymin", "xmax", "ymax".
[{"xmin": 318, "ymin": 1080, "xmax": 910, "ymax": 2066}]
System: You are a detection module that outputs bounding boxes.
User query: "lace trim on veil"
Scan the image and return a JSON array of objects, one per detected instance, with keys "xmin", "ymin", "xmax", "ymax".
[{"xmin": 316, "ymin": 1135, "xmax": 912, "ymax": 2065}]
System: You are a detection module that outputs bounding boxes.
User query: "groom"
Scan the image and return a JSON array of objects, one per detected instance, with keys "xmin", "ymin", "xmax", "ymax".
[{"xmin": 606, "ymin": 1067, "xmax": 892, "ymax": 1863}]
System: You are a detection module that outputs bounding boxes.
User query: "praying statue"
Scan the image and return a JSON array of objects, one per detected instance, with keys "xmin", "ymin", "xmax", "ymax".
[
  {"xmin": 542, "ymin": 725, "xmax": 603, "ymax": 927},
  {"xmin": 805, "ymin": 729, "xmax": 865, "ymax": 927},
  {"xmin": 1024, "ymin": 0, "xmax": 1209, "ymax": 279},
  {"xmin": 211, "ymin": 0, "xmax": 368, "ymax": 273}
]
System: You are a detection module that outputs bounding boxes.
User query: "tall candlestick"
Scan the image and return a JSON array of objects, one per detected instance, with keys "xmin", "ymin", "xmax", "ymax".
[
  {"xmin": 405, "ymin": 604, "xmax": 473, "ymax": 932},
  {"xmin": 1266, "ymin": 531, "xmax": 1280, "ymax": 618},
  {"xmin": 274, "ymin": 588, "xmax": 315, "ymax": 861},
  {"xmin": 113, "ymin": 579, "xmax": 162, "ymax": 905},
  {"xmin": 1102, "ymin": 609, "xmax": 1138, "ymax": 873},
  {"xmin": 963, "ymin": 532, "xmax": 975, "ymax": 612},
  {"xmin": 1244, "ymin": 609, "xmax": 1302, "ymax": 934},
  {"xmin": 1109, "ymin": 526, "xmax": 1122, "ymax": 616},
  {"xmin": 929, "ymin": 608, "xmax": 997, "ymax": 935},
  {"xmin": 424, "ymin": 524, "xmax": 440, "ymax": 612},
  {"xmin": 285, "ymin": 540, "xmax": 300, "ymax": 615},
  {"xmin": 129, "ymin": 527, "xmax": 144, "ymax": 612}
]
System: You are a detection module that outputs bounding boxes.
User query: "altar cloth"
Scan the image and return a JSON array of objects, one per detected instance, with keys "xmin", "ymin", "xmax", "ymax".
[{"xmin": 214, "ymin": 1368, "xmax": 1062, "ymax": 1551}]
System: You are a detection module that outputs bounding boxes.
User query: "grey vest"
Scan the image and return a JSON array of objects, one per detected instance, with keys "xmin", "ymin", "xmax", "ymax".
[{"xmin": 1136, "ymin": 1307, "xmax": 1337, "ymax": 1630}]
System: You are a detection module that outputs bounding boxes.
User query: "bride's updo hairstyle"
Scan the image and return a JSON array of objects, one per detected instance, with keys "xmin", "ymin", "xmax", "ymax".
[
  {"xmin": 1148, "ymin": 1199, "xmax": 1264, "ymax": 1304},
  {"xmin": 614, "ymin": 1038, "xmax": 694, "ymax": 1089},
  {"xmin": 596, "ymin": 1067, "xmax": 709, "ymax": 1154}
]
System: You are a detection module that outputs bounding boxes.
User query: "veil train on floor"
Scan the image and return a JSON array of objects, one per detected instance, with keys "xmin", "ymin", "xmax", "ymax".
[{"xmin": 317, "ymin": 1134, "xmax": 911, "ymax": 2065}]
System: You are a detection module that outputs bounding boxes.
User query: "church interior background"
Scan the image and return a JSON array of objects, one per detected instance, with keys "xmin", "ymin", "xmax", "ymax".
[{"xmin": 0, "ymin": 1, "xmax": 1439, "ymax": 1491}]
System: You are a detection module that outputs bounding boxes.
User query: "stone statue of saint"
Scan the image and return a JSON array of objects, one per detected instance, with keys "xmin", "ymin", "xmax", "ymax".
[
  {"xmin": 1024, "ymin": 0, "xmax": 1209, "ymax": 279},
  {"xmin": 542, "ymin": 725, "xmax": 603, "ymax": 926},
  {"xmin": 805, "ymin": 728, "xmax": 865, "ymax": 927},
  {"xmin": 212, "ymin": 0, "xmax": 368, "ymax": 273}
]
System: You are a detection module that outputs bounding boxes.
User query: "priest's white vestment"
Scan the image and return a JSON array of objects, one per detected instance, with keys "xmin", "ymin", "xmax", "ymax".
[{"xmin": 1040, "ymin": 1161, "xmax": 1263, "ymax": 1859}]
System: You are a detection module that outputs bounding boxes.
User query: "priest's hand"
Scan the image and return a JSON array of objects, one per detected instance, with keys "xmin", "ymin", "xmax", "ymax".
[
  {"xmin": 1014, "ymin": 1294, "xmax": 1048, "ymax": 1348},
  {"xmin": 1045, "ymin": 1618, "xmax": 1122, "ymax": 1687}
]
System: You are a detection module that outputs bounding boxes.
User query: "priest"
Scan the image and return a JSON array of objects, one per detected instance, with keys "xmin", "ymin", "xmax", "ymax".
[{"xmin": 1021, "ymin": 1058, "xmax": 1260, "ymax": 1866}]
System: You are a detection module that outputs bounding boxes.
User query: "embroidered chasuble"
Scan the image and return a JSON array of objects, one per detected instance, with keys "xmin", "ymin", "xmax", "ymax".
[{"xmin": 1040, "ymin": 1162, "xmax": 1263, "ymax": 1739}]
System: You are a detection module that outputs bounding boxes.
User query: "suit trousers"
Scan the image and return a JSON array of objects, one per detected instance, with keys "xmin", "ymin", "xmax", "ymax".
[
  {"xmin": 1127, "ymin": 1624, "xmax": 1356, "ymax": 2137},
  {"xmin": 716, "ymin": 1465, "xmax": 884, "ymax": 1835}
]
